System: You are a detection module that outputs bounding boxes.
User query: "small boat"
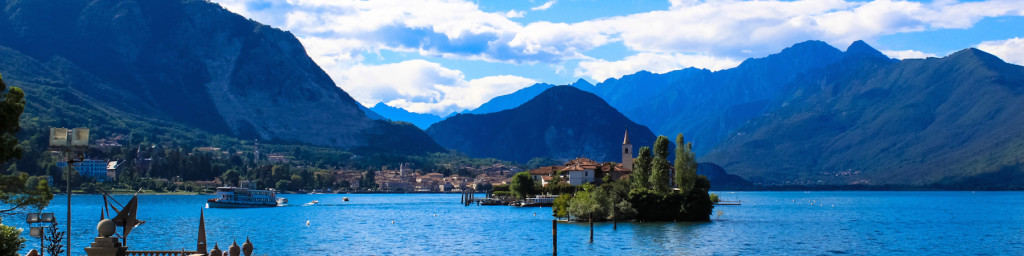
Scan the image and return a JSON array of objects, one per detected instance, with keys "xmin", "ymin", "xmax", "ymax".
[
  {"xmin": 343, "ymin": 197, "xmax": 349, "ymax": 201},
  {"xmin": 277, "ymin": 197, "xmax": 288, "ymax": 205},
  {"xmin": 303, "ymin": 200, "xmax": 319, "ymax": 206},
  {"xmin": 207, "ymin": 187, "xmax": 279, "ymax": 208}
]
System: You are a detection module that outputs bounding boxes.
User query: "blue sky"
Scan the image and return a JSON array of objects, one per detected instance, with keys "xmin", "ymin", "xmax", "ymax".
[{"xmin": 212, "ymin": 0, "xmax": 1024, "ymax": 116}]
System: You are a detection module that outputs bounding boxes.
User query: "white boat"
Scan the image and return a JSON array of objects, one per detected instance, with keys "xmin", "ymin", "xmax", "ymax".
[
  {"xmin": 207, "ymin": 187, "xmax": 279, "ymax": 208},
  {"xmin": 303, "ymin": 200, "xmax": 319, "ymax": 206}
]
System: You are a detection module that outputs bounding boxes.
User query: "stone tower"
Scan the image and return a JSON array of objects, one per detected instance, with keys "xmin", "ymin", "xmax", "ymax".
[{"xmin": 622, "ymin": 129, "xmax": 633, "ymax": 171}]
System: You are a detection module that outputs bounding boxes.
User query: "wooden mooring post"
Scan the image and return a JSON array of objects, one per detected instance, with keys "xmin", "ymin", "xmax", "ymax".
[
  {"xmin": 552, "ymin": 219, "xmax": 557, "ymax": 256},
  {"xmin": 589, "ymin": 213, "xmax": 594, "ymax": 243}
]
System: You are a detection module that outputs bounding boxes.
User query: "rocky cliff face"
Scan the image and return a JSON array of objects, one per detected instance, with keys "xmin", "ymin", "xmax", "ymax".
[{"xmin": 0, "ymin": 0, "xmax": 442, "ymax": 153}]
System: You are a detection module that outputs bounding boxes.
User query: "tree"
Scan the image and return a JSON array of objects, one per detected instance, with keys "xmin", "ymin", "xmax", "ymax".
[
  {"xmin": 0, "ymin": 73, "xmax": 25, "ymax": 164},
  {"xmin": 509, "ymin": 171, "xmax": 534, "ymax": 199},
  {"xmin": 630, "ymin": 146, "xmax": 651, "ymax": 190},
  {"xmin": 649, "ymin": 136, "xmax": 670, "ymax": 193},
  {"xmin": 359, "ymin": 170, "xmax": 377, "ymax": 189},
  {"xmin": 0, "ymin": 223, "xmax": 24, "ymax": 256},
  {"xmin": 45, "ymin": 222, "xmax": 65, "ymax": 256},
  {"xmin": 549, "ymin": 170, "xmax": 563, "ymax": 186},
  {"xmin": 552, "ymin": 194, "xmax": 572, "ymax": 218},
  {"xmin": 220, "ymin": 169, "xmax": 240, "ymax": 187},
  {"xmin": 567, "ymin": 190, "xmax": 603, "ymax": 221},
  {"xmin": 674, "ymin": 134, "xmax": 698, "ymax": 194}
]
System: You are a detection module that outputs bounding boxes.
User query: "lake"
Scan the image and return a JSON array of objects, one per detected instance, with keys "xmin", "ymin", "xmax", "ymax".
[{"xmin": 10, "ymin": 191, "xmax": 1024, "ymax": 255}]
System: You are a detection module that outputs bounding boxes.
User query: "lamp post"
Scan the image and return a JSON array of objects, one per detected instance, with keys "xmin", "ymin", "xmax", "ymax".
[
  {"xmin": 26, "ymin": 212, "xmax": 57, "ymax": 254},
  {"xmin": 49, "ymin": 127, "xmax": 88, "ymax": 256}
]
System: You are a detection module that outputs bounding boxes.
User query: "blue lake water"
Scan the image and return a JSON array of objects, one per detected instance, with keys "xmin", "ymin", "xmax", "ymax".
[{"xmin": 10, "ymin": 191, "xmax": 1024, "ymax": 255}]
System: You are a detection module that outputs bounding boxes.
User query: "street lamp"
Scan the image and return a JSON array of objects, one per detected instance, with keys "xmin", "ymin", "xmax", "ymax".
[
  {"xmin": 26, "ymin": 212, "xmax": 57, "ymax": 254},
  {"xmin": 49, "ymin": 127, "xmax": 88, "ymax": 256}
]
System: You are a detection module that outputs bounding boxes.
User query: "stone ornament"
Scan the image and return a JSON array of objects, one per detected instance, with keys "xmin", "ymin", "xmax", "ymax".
[
  {"xmin": 229, "ymin": 240, "xmax": 240, "ymax": 256},
  {"xmin": 210, "ymin": 243, "xmax": 223, "ymax": 256},
  {"xmin": 242, "ymin": 237, "xmax": 253, "ymax": 256}
]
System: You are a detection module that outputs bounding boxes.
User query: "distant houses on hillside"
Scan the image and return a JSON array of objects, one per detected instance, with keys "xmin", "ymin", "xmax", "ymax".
[{"xmin": 331, "ymin": 163, "xmax": 517, "ymax": 192}]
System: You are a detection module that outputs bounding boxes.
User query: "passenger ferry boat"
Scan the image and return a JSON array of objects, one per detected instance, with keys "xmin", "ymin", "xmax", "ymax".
[{"xmin": 206, "ymin": 187, "xmax": 280, "ymax": 208}]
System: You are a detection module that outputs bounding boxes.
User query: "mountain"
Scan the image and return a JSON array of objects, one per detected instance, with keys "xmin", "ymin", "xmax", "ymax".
[
  {"xmin": 704, "ymin": 43, "xmax": 1024, "ymax": 188},
  {"xmin": 0, "ymin": 0, "xmax": 442, "ymax": 154},
  {"xmin": 369, "ymin": 103, "xmax": 442, "ymax": 129},
  {"xmin": 467, "ymin": 83, "xmax": 556, "ymax": 114},
  {"xmin": 575, "ymin": 41, "xmax": 846, "ymax": 154},
  {"xmin": 426, "ymin": 86, "xmax": 657, "ymax": 163},
  {"xmin": 467, "ymin": 79, "xmax": 597, "ymax": 115},
  {"xmin": 696, "ymin": 163, "xmax": 753, "ymax": 190}
]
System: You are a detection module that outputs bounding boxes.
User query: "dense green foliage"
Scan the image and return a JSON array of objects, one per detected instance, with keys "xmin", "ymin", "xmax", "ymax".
[
  {"xmin": 0, "ymin": 223, "xmax": 24, "ymax": 256},
  {"xmin": 674, "ymin": 134, "xmax": 697, "ymax": 194},
  {"xmin": 509, "ymin": 172, "xmax": 534, "ymax": 199},
  {"xmin": 649, "ymin": 136, "xmax": 670, "ymax": 193},
  {"xmin": 0, "ymin": 73, "xmax": 52, "ymax": 255},
  {"xmin": 630, "ymin": 147, "xmax": 651, "ymax": 190},
  {"xmin": 0, "ymin": 73, "xmax": 24, "ymax": 164}
]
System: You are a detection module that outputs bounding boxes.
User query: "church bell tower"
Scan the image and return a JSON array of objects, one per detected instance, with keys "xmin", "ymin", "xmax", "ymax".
[{"xmin": 622, "ymin": 128, "xmax": 633, "ymax": 171}]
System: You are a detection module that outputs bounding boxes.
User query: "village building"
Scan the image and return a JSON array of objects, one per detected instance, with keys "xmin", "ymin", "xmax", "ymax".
[{"xmin": 527, "ymin": 129, "xmax": 634, "ymax": 187}]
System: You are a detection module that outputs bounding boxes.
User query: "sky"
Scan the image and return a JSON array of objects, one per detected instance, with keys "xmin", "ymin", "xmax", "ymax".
[{"xmin": 211, "ymin": 0, "xmax": 1024, "ymax": 117}]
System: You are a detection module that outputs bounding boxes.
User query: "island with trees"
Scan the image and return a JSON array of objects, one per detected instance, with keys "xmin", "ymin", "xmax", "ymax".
[{"xmin": 503, "ymin": 134, "xmax": 714, "ymax": 222}]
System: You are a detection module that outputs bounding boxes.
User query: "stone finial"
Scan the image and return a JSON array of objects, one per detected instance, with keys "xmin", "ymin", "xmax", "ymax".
[
  {"xmin": 97, "ymin": 219, "xmax": 115, "ymax": 237},
  {"xmin": 210, "ymin": 243, "xmax": 223, "ymax": 256},
  {"xmin": 26, "ymin": 249, "xmax": 39, "ymax": 256},
  {"xmin": 229, "ymin": 240, "xmax": 241, "ymax": 256},
  {"xmin": 242, "ymin": 237, "xmax": 253, "ymax": 256}
]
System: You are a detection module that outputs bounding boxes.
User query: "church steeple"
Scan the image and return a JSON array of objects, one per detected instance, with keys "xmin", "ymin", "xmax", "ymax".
[
  {"xmin": 623, "ymin": 128, "xmax": 631, "ymax": 145},
  {"xmin": 197, "ymin": 208, "xmax": 207, "ymax": 254},
  {"xmin": 622, "ymin": 128, "xmax": 633, "ymax": 172}
]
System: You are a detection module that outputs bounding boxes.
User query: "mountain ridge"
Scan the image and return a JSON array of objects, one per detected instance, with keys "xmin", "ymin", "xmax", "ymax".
[
  {"xmin": 0, "ymin": 0, "xmax": 443, "ymax": 154},
  {"xmin": 427, "ymin": 86, "xmax": 657, "ymax": 163}
]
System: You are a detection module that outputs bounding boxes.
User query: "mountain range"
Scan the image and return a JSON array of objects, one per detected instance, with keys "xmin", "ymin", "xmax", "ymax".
[
  {"xmin": 704, "ymin": 44, "xmax": 1024, "ymax": 188},
  {"xmin": 0, "ymin": 0, "xmax": 442, "ymax": 154},
  {"xmin": 426, "ymin": 86, "xmax": 656, "ymax": 163}
]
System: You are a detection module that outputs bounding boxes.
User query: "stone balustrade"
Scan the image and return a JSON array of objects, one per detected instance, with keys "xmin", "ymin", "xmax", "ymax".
[{"xmin": 125, "ymin": 250, "xmax": 198, "ymax": 256}]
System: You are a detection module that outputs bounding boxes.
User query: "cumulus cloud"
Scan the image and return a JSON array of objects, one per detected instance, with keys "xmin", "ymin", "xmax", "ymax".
[
  {"xmin": 881, "ymin": 49, "xmax": 938, "ymax": 60},
  {"xmin": 214, "ymin": 0, "xmax": 1024, "ymax": 65},
  {"xmin": 575, "ymin": 53, "xmax": 742, "ymax": 81},
  {"xmin": 531, "ymin": 1, "xmax": 557, "ymax": 11},
  {"xmin": 329, "ymin": 60, "xmax": 536, "ymax": 116},
  {"xmin": 504, "ymin": 10, "xmax": 527, "ymax": 18},
  {"xmin": 977, "ymin": 37, "xmax": 1024, "ymax": 66},
  {"xmin": 210, "ymin": 0, "xmax": 1024, "ymax": 114}
]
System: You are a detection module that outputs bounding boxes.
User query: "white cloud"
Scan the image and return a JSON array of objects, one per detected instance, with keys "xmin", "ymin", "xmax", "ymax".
[
  {"xmin": 213, "ymin": 0, "xmax": 1024, "ymax": 66},
  {"xmin": 977, "ymin": 37, "xmax": 1024, "ymax": 66},
  {"xmin": 209, "ymin": 0, "xmax": 1024, "ymax": 114},
  {"xmin": 531, "ymin": 1, "xmax": 557, "ymax": 11},
  {"xmin": 575, "ymin": 53, "xmax": 742, "ymax": 81},
  {"xmin": 881, "ymin": 49, "xmax": 937, "ymax": 60},
  {"xmin": 504, "ymin": 10, "xmax": 526, "ymax": 18},
  {"xmin": 329, "ymin": 60, "xmax": 536, "ymax": 116}
]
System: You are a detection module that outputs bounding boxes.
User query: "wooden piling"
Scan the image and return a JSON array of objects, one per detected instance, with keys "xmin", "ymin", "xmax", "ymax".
[
  {"xmin": 589, "ymin": 213, "xmax": 594, "ymax": 243},
  {"xmin": 612, "ymin": 207, "xmax": 617, "ymax": 230},
  {"xmin": 552, "ymin": 219, "xmax": 557, "ymax": 256}
]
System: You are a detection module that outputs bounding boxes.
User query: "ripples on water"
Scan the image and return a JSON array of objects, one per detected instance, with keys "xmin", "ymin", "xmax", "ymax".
[{"xmin": 12, "ymin": 191, "xmax": 1024, "ymax": 255}]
